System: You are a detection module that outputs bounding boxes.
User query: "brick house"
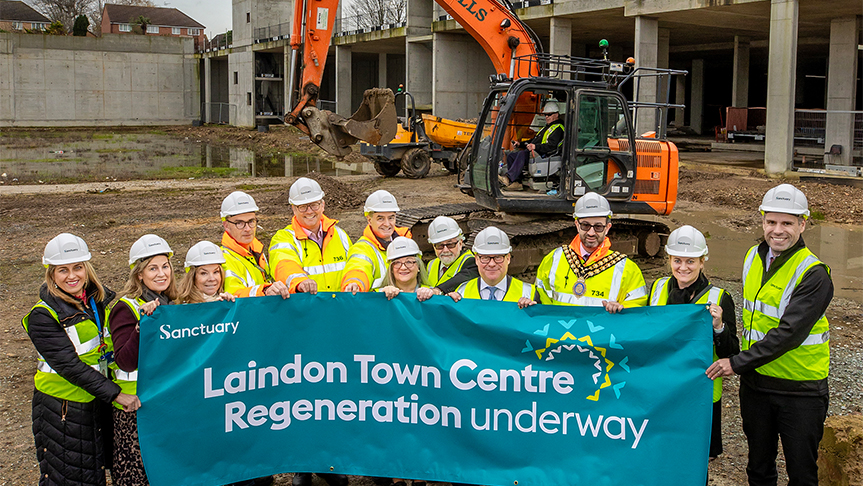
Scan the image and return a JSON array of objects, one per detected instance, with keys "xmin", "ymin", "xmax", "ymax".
[
  {"xmin": 101, "ymin": 4, "xmax": 205, "ymax": 48},
  {"xmin": 0, "ymin": 1, "xmax": 50, "ymax": 32}
]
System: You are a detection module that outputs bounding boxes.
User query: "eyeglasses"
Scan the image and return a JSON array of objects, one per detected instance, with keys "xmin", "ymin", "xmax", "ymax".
[
  {"xmin": 295, "ymin": 201, "xmax": 323, "ymax": 213},
  {"xmin": 477, "ymin": 255, "xmax": 506, "ymax": 264},
  {"xmin": 434, "ymin": 241, "xmax": 460, "ymax": 251},
  {"xmin": 225, "ymin": 218, "xmax": 257, "ymax": 230},
  {"xmin": 578, "ymin": 221, "xmax": 607, "ymax": 233},
  {"xmin": 392, "ymin": 259, "xmax": 418, "ymax": 269},
  {"xmin": 544, "ymin": 113, "xmax": 556, "ymax": 117}
]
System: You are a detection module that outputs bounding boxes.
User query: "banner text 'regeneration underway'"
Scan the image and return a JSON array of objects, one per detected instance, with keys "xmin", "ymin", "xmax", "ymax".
[{"xmin": 137, "ymin": 293, "xmax": 714, "ymax": 486}]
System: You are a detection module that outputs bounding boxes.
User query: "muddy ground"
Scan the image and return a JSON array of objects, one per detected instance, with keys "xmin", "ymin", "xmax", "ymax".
[{"xmin": 1, "ymin": 126, "xmax": 861, "ymax": 485}]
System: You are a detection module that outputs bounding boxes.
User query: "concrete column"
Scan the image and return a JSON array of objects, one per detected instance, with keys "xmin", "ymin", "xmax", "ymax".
[
  {"xmin": 765, "ymin": 0, "xmax": 799, "ymax": 175},
  {"xmin": 674, "ymin": 75, "xmax": 685, "ymax": 127},
  {"xmin": 378, "ymin": 53, "xmax": 388, "ymax": 88},
  {"xmin": 634, "ymin": 16, "xmax": 659, "ymax": 135},
  {"xmin": 732, "ymin": 36, "xmax": 750, "ymax": 107},
  {"xmin": 335, "ymin": 45, "xmax": 352, "ymax": 116},
  {"xmin": 204, "ymin": 56, "xmax": 212, "ymax": 123},
  {"xmin": 549, "ymin": 17, "xmax": 572, "ymax": 78},
  {"xmin": 406, "ymin": 0, "xmax": 433, "ymax": 108},
  {"xmin": 824, "ymin": 17, "xmax": 859, "ymax": 166},
  {"xmin": 691, "ymin": 59, "xmax": 705, "ymax": 135},
  {"xmin": 658, "ymin": 29, "xmax": 670, "ymax": 130}
]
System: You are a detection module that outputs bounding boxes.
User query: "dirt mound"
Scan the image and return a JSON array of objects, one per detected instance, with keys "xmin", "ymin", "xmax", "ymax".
[
  {"xmin": 818, "ymin": 414, "xmax": 863, "ymax": 485},
  {"xmin": 293, "ymin": 172, "xmax": 364, "ymax": 211}
]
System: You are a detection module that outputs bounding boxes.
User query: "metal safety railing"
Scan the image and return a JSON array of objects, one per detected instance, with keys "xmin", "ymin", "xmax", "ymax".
[
  {"xmin": 198, "ymin": 33, "xmax": 232, "ymax": 53},
  {"xmin": 334, "ymin": 8, "xmax": 406, "ymax": 36},
  {"xmin": 202, "ymin": 102, "xmax": 236, "ymax": 125},
  {"xmin": 794, "ymin": 109, "xmax": 863, "ymax": 167},
  {"xmin": 254, "ymin": 22, "xmax": 291, "ymax": 43}
]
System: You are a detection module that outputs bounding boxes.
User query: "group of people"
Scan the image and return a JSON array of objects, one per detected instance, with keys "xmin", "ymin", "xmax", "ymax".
[{"xmin": 25, "ymin": 177, "xmax": 832, "ymax": 486}]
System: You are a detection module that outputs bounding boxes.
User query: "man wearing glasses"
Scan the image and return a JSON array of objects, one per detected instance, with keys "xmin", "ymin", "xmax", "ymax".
[
  {"xmin": 499, "ymin": 101, "xmax": 564, "ymax": 191},
  {"xmin": 425, "ymin": 216, "xmax": 479, "ymax": 295},
  {"xmin": 269, "ymin": 177, "xmax": 353, "ymax": 294},
  {"xmin": 448, "ymin": 226, "xmax": 540, "ymax": 309},
  {"xmin": 536, "ymin": 192, "xmax": 648, "ymax": 311},
  {"xmin": 219, "ymin": 191, "xmax": 290, "ymax": 298}
]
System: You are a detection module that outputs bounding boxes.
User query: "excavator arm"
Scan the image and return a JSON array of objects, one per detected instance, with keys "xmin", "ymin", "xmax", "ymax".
[
  {"xmin": 285, "ymin": 0, "xmax": 541, "ymax": 157},
  {"xmin": 285, "ymin": 0, "xmax": 397, "ymax": 157}
]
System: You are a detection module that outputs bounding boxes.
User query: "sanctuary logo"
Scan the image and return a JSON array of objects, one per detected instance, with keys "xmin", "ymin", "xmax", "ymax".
[
  {"xmin": 521, "ymin": 318, "xmax": 631, "ymax": 402},
  {"xmin": 159, "ymin": 321, "xmax": 240, "ymax": 340}
]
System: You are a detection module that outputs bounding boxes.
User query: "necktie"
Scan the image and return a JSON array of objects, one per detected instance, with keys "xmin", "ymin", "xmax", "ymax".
[{"xmin": 487, "ymin": 288, "xmax": 497, "ymax": 301}]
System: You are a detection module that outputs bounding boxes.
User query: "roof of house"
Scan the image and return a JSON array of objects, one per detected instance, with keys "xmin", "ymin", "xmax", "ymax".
[
  {"xmin": 0, "ymin": 1, "xmax": 51, "ymax": 23},
  {"xmin": 103, "ymin": 4, "xmax": 204, "ymax": 29}
]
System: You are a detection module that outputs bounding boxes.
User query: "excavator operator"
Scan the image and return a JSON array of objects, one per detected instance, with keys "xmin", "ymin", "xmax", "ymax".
[{"xmin": 499, "ymin": 101, "xmax": 564, "ymax": 191}]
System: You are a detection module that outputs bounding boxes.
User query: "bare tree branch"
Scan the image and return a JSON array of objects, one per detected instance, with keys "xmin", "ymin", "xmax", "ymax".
[{"xmin": 347, "ymin": 0, "xmax": 405, "ymax": 31}]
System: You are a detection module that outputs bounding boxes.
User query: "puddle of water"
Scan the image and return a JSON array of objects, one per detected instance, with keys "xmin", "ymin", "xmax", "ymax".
[
  {"xmin": 0, "ymin": 133, "xmax": 376, "ymax": 183},
  {"xmin": 672, "ymin": 208, "xmax": 863, "ymax": 303}
]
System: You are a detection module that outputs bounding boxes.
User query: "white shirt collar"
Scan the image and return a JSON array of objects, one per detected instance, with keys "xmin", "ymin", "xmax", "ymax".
[{"xmin": 479, "ymin": 277, "xmax": 508, "ymax": 298}]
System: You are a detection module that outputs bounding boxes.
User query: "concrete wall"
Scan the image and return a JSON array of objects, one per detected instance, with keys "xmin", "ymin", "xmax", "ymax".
[
  {"xmin": 0, "ymin": 33, "xmax": 200, "ymax": 127},
  {"xmin": 432, "ymin": 32, "xmax": 495, "ymax": 119}
]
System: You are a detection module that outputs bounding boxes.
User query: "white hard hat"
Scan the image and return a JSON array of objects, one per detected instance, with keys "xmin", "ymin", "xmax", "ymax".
[
  {"xmin": 543, "ymin": 102, "xmax": 560, "ymax": 114},
  {"xmin": 364, "ymin": 190, "xmax": 400, "ymax": 213},
  {"xmin": 289, "ymin": 177, "xmax": 325, "ymax": 206},
  {"xmin": 387, "ymin": 236, "xmax": 421, "ymax": 262},
  {"xmin": 573, "ymin": 192, "xmax": 613, "ymax": 218},
  {"xmin": 220, "ymin": 191, "xmax": 259, "ymax": 219},
  {"xmin": 184, "ymin": 241, "xmax": 226, "ymax": 271},
  {"xmin": 665, "ymin": 225, "xmax": 708, "ymax": 258},
  {"xmin": 129, "ymin": 234, "xmax": 173, "ymax": 267},
  {"xmin": 759, "ymin": 183, "xmax": 810, "ymax": 219},
  {"xmin": 472, "ymin": 227, "xmax": 511, "ymax": 255},
  {"xmin": 43, "ymin": 233, "xmax": 92, "ymax": 267},
  {"xmin": 428, "ymin": 216, "xmax": 463, "ymax": 244}
]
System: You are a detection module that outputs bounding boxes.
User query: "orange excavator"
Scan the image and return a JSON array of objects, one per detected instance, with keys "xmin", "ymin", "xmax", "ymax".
[{"xmin": 286, "ymin": 0, "xmax": 686, "ymax": 262}]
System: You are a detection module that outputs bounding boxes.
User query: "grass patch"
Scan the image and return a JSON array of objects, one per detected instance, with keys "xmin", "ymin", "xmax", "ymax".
[
  {"xmin": 91, "ymin": 134, "xmax": 115, "ymax": 140},
  {"xmin": 810, "ymin": 210, "xmax": 825, "ymax": 221},
  {"xmin": 95, "ymin": 148, "xmax": 142, "ymax": 154},
  {"xmin": 159, "ymin": 166, "xmax": 239, "ymax": 178}
]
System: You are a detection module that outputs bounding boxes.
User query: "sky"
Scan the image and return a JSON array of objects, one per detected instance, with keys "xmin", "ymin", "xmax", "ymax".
[{"xmin": 160, "ymin": 0, "xmax": 233, "ymax": 37}]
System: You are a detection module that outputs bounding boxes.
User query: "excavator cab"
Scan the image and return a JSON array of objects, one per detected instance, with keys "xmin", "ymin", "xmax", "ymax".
[{"xmin": 465, "ymin": 54, "xmax": 684, "ymax": 220}]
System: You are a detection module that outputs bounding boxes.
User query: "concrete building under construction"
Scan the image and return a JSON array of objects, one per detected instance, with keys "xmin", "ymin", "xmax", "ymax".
[{"xmin": 201, "ymin": 0, "xmax": 862, "ymax": 173}]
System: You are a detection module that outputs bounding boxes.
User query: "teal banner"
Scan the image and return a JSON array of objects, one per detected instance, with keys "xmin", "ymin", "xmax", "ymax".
[{"xmin": 137, "ymin": 294, "xmax": 714, "ymax": 486}]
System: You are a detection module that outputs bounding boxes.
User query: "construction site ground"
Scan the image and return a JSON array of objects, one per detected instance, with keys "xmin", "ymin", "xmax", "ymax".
[{"xmin": 1, "ymin": 126, "xmax": 861, "ymax": 485}]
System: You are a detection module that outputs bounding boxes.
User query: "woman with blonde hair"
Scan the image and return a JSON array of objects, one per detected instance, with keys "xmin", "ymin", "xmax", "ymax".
[
  {"xmin": 379, "ymin": 236, "xmax": 434, "ymax": 302},
  {"xmin": 107, "ymin": 234, "xmax": 178, "ymax": 486},
  {"xmin": 648, "ymin": 225, "xmax": 738, "ymax": 461},
  {"xmin": 23, "ymin": 233, "xmax": 140, "ymax": 485},
  {"xmin": 176, "ymin": 241, "xmax": 235, "ymax": 304}
]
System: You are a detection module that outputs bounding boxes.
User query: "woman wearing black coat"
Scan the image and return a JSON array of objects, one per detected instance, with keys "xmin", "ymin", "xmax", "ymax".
[{"xmin": 23, "ymin": 233, "xmax": 140, "ymax": 485}]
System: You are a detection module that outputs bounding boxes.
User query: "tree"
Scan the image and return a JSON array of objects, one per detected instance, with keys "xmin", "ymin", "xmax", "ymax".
[
  {"xmin": 42, "ymin": 20, "xmax": 67, "ymax": 34},
  {"xmin": 347, "ymin": 0, "xmax": 406, "ymax": 31},
  {"xmin": 131, "ymin": 15, "xmax": 150, "ymax": 34},
  {"xmin": 72, "ymin": 14, "xmax": 89, "ymax": 35},
  {"xmin": 31, "ymin": 0, "xmax": 92, "ymax": 32}
]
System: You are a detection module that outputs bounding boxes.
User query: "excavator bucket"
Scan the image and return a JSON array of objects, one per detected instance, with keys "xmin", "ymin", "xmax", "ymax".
[{"xmin": 302, "ymin": 88, "xmax": 397, "ymax": 158}]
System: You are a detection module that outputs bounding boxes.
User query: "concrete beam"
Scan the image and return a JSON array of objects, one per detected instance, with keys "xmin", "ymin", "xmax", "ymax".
[
  {"xmin": 634, "ymin": 16, "xmax": 658, "ymax": 135},
  {"xmin": 764, "ymin": 0, "xmax": 799, "ymax": 175},
  {"xmin": 335, "ymin": 45, "xmax": 352, "ymax": 116},
  {"xmin": 204, "ymin": 56, "xmax": 212, "ymax": 122},
  {"xmin": 550, "ymin": 17, "xmax": 572, "ymax": 79},
  {"xmin": 824, "ymin": 16, "xmax": 859, "ymax": 166},
  {"xmin": 691, "ymin": 59, "xmax": 704, "ymax": 134},
  {"xmin": 732, "ymin": 36, "xmax": 750, "ymax": 107}
]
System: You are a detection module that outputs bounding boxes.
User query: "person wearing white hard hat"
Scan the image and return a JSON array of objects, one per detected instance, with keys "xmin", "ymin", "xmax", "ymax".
[
  {"xmin": 107, "ymin": 234, "xmax": 179, "ymax": 485},
  {"xmin": 341, "ymin": 190, "xmax": 412, "ymax": 293},
  {"xmin": 536, "ymin": 192, "xmax": 647, "ymax": 311},
  {"xmin": 269, "ymin": 177, "xmax": 353, "ymax": 295},
  {"xmin": 500, "ymin": 101, "xmax": 564, "ymax": 191},
  {"xmin": 648, "ymin": 225, "xmax": 738, "ymax": 462},
  {"xmin": 425, "ymin": 216, "xmax": 479, "ymax": 294},
  {"xmin": 176, "ymin": 241, "xmax": 236, "ymax": 304},
  {"xmin": 448, "ymin": 227, "xmax": 540, "ymax": 309},
  {"xmin": 23, "ymin": 233, "xmax": 140, "ymax": 486},
  {"xmin": 706, "ymin": 183, "xmax": 833, "ymax": 486},
  {"xmin": 377, "ymin": 236, "xmax": 435, "ymax": 301},
  {"xmin": 219, "ymin": 191, "xmax": 290, "ymax": 299}
]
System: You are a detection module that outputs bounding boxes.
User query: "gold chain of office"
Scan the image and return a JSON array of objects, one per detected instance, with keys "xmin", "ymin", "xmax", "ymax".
[{"xmin": 562, "ymin": 246, "xmax": 626, "ymax": 279}]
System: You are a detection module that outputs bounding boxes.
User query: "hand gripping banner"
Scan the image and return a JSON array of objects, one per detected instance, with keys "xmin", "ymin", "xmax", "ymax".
[{"xmin": 137, "ymin": 293, "xmax": 714, "ymax": 486}]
